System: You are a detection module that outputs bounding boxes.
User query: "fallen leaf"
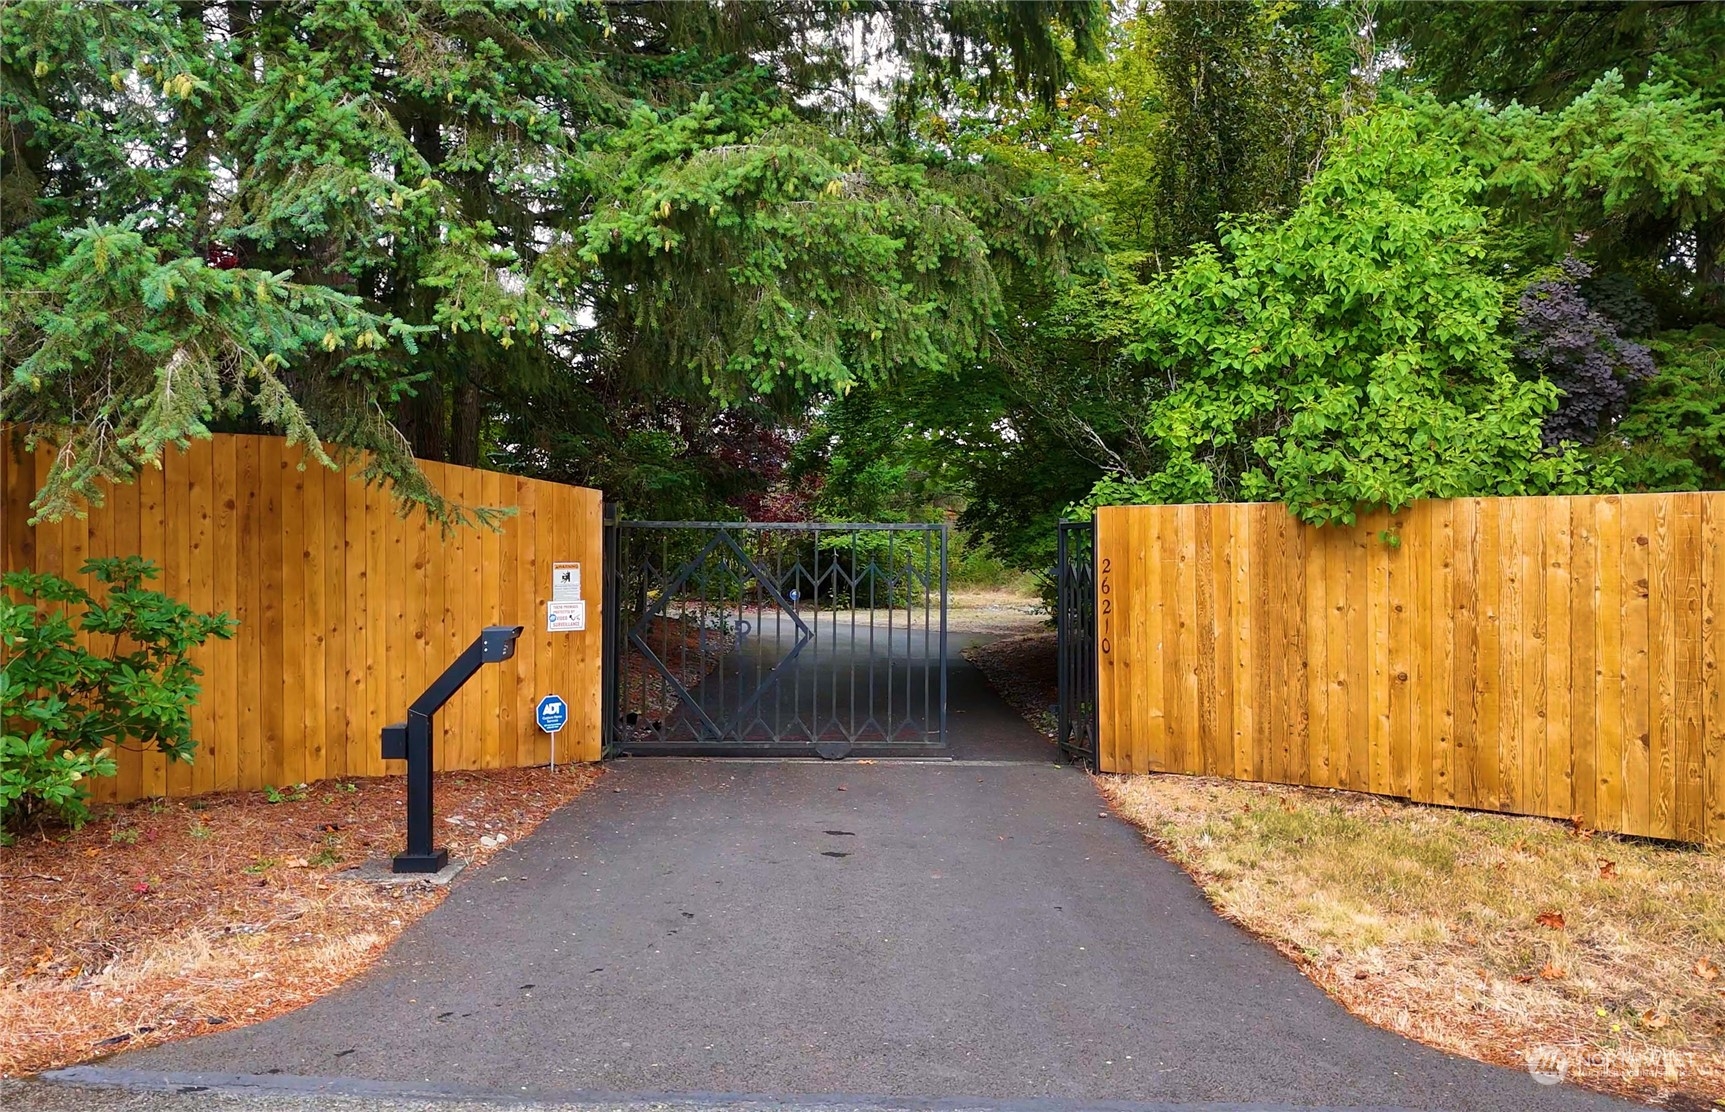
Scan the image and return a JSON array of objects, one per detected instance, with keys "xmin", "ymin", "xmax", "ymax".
[
  {"xmin": 1539, "ymin": 963, "xmax": 1566, "ymax": 980},
  {"xmin": 83, "ymin": 848, "xmax": 100, "ymax": 858},
  {"xmin": 1514, "ymin": 974, "xmax": 1535, "ymax": 984},
  {"xmin": 1353, "ymin": 970, "xmax": 1368, "ymax": 980},
  {"xmin": 1535, "ymin": 910, "xmax": 1566, "ymax": 930},
  {"xmin": 1640, "ymin": 1009, "xmax": 1669, "ymax": 1030},
  {"xmin": 1696, "ymin": 956, "xmax": 1719, "ymax": 983},
  {"xmin": 1597, "ymin": 858, "xmax": 1617, "ymax": 879}
]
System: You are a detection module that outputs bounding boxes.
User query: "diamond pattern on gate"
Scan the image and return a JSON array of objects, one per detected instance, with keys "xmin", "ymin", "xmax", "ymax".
[{"xmin": 626, "ymin": 528, "xmax": 812, "ymax": 743}]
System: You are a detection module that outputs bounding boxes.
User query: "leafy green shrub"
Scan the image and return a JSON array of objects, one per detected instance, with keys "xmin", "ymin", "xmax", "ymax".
[
  {"xmin": 1088, "ymin": 105, "xmax": 1614, "ymax": 525},
  {"xmin": 1, "ymin": 557, "xmax": 236, "ymax": 830}
]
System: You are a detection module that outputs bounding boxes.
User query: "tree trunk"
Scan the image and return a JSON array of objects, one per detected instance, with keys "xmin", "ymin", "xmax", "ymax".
[
  {"xmin": 450, "ymin": 379, "xmax": 482, "ymax": 467},
  {"xmin": 397, "ymin": 382, "xmax": 448, "ymax": 462}
]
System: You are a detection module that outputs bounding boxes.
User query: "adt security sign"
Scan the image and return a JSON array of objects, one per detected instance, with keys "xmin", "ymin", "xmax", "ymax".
[
  {"xmin": 536, "ymin": 695, "xmax": 567, "ymax": 733},
  {"xmin": 536, "ymin": 695, "xmax": 567, "ymax": 770}
]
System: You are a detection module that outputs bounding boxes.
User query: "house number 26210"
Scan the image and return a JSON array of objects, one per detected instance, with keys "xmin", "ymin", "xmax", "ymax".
[{"xmin": 1098, "ymin": 556, "xmax": 1113, "ymax": 656}]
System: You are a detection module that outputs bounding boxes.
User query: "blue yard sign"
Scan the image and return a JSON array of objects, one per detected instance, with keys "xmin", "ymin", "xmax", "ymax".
[{"xmin": 536, "ymin": 695, "xmax": 567, "ymax": 733}]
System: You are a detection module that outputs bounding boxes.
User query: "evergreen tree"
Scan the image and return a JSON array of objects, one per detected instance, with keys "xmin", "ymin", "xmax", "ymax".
[{"xmin": 1, "ymin": 0, "xmax": 1100, "ymax": 521}]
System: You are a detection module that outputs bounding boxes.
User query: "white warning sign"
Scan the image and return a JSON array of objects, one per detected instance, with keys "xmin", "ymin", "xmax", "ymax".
[
  {"xmin": 547, "ymin": 600, "xmax": 586, "ymax": 633},
  {"xmin": 551, "ymin": 562, "xmax": 582, "ymax": 602}
]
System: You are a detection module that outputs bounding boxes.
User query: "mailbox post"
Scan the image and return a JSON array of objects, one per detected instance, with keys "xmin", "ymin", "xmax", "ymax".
[{"xmin": 381, "ymin": 625, "xmax": 524, "ymax": 873}]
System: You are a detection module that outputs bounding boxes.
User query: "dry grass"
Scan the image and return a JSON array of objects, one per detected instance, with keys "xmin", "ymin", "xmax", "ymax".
[
  {"xmin": 946, "ymin": 587, "xmax": 1045, "ymax": 627},
  {"xmin": 0, "ymin": 763, "xmax": 600, "ymax": 1077},
  {"xmin": 1099, "ymin": 774, "xmax": 1725, "ymax": 1105}
]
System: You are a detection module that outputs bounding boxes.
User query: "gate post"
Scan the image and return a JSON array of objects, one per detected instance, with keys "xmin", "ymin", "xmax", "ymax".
[
  {"xmin": 939, "ymin": 522, "xmax": 949, "ymax": 748},
  {"xmin": 600, "ymin": 503, "xmax": 619, "ymax": 757},
  {"xmin": 1056, "ymin": 521, "xmax": 1070, "ymax": 751},
  {"xmin": 1055, "ymin": 519, "xmax": 1098, "ymax": 766}
]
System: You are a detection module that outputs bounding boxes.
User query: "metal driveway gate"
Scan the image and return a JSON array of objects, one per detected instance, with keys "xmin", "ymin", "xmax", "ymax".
[
  {"xmin": 1055, "ymin": 519, "xmax": 1098, "ymax": 766},
  {"xmin": 604, "ymin": 519, "xmax": 948, "ymax": 758}
]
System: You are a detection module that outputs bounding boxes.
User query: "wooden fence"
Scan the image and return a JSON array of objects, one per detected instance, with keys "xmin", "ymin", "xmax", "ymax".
[
  {"xmin": 2, "ymin": 434, "xmax": 604, "ymax": 805},
  {"xmin": 1094, "ymin": 495, "xmax": 1725, "ymax": 843}
]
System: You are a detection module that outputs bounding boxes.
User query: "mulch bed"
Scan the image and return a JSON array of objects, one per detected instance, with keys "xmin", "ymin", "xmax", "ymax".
[{"xmin": 0, "ymin": 763, "xmax": 600, "ymax": 1077}]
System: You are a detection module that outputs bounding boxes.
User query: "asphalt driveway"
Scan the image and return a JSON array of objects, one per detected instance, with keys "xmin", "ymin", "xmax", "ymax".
[{"xmin": 74, "ymin": 650, "xmax": 1628, "ymax": 1111}]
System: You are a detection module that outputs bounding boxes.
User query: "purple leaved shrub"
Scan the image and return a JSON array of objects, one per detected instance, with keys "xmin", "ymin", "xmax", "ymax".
[{"xmin": 1517, "ymin": 257, "xmax": 1656, "ymax": 445}]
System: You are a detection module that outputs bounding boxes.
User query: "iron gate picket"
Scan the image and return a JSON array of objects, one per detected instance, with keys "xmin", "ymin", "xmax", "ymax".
[
  {"xmin": 604, "ymin": 518, "xmax": 948, "ymax": 758},
  {"xmin": 1056, "ymin": 519, "xmax": 1098, "ymax": 766}
]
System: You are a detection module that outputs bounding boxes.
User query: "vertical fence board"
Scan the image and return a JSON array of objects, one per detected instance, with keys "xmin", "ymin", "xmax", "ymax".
[
  {"xmin": 1621, "ymin": 497, "xmax": 1654, "ymax": 837},
  {"xmin": 363, "ymin": 475, "xmax": 392, "ymax": 776},
  {"xmin": 342, "ymin": 466, "xmax": 372, "ymax": 780},
  {"xmin": 1541, "ymin": 498, "xmax": 1570, "ymax": 817},
  {"xmin": 1235, "ymin": 508, "xmax": 1259, "ymax": 782},
  {"xmin": 1474, "ymin": 502, "xmax": 1503, "ymax": 812},
  {"xmin": 1703, "ymin": 494, "xmax": 1725, "ymax": 845},
  {"xmin": 1428, "ymin": 500, "xmax": 1456, "ymax": 806},
  {"xmin": 107, "ymin": 462, "xmax": 145, "ymax": 803},
  {"xmin": 1306, "ymin": 531, "xmax": 1332, "ymax": 786},
  {"xmin": 262, "ymin": 439, "xmax": 291, "ymax": 790},
  {"xmin": 138, "ymin": 462, "xmax": 172, "ymax": 800},
  {"xmin": 1173, "ymin": 506, "xmax": 1199, "ymax": 775},
  {"xmin": 1596, "ymin": 498, "xmax": 1626, "ymax": 832},
  {"xmin": 1342, "ymin": 525, "xmax": 1368, "ymax": 793},
  {"xmin": 1405, "ymin": 508, "xmax": 1430, "ymax": 803},
  {"xmin": 299, "ymin": 457, "xmax": 328, "ymax": 788},
  {"xmin": 508, "ymin": 477, "xmax": 535, "ymax": 769},
  {"xmin": 181, "ymin": 440, "xmax": 216, "ymax": 796},
  {"xmin": 1673, "ymin": 494, "xmax": 1706, "ymax": 842},
  {"xmin": 1277, "ymin": 508, "xmax": 1308, "ymax": 786},
  {"xmin": 1192, "ymin": 506, "xmax": 1219, "ymax": 777},
  {"xmin": 210, "ymin": 436, "xmax": 242, "ymax": 794},
  {"xmin": 280, "ymin": 449, "xmax": 309, "ymax": 789},
  {"xmin": 1521, "ymin": 500, "xmax": 1548, "ymax": 818},
  {"xmin": 1144, "ymin": 507, "xmax": 1170, "ymax": 772},
  {"xmin": 479, "ymin": 469, "xmax": 507, "ymax": 768},
  {"xmin": 1649, "ymin": 497, "xmax": 1677, "ymax": 839},
  {"xmin": 1362, "ymin": 516, "xmax": 1384, "ymax": 793},
  {"xmin": 163, "ymin": 452, "xmax": 197, "ymax": 799},
  {"xmin": 529, "ymin": 474, "xmax": 559, "ymax": 767},
  {"xmin": 1569, "ymin": 498, "xmax": 1600, "ymax": 828},
  {"xmin": 321, "ymin": 466, "xmax": 348, "ymax": 782}
]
